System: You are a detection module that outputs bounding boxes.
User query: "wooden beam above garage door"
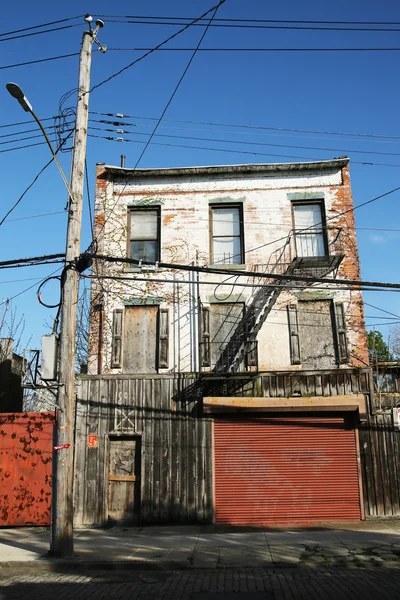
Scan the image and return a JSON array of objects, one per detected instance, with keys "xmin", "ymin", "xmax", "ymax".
[{"xmin": 203, "ymin": 394, "xmax": 367, "ymax": 421}]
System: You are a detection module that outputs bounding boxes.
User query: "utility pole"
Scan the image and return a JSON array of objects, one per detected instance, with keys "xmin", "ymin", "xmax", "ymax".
[{"xmin": 51, "ymin": 16, "xmax": 106, "ymax": 557}]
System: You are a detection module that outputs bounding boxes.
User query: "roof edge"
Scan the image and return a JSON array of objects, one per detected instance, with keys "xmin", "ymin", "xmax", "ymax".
[{"xmin": 97, "ymin": 158, "xmax": 349, "ymax": 179}]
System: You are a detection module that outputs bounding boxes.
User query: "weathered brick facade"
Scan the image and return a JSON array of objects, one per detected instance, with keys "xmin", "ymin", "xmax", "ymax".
[{"xmin": 88, "ymin": 158, "xmax": 368, "ymax": 374}]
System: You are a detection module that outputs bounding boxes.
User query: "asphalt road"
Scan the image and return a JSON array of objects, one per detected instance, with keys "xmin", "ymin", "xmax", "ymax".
[{"xmin": 1, "ymin": 567, "xmax": 400, "ymax": 599}]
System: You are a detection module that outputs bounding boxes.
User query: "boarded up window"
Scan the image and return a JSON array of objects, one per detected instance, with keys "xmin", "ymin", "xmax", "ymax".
[
  {"xmin": 210, "ymin": 303, "xmax": 244, "ymax": 366},
  {"xmin": 334, "ymin": 302, "xmax": 348, "ymax": 364},
  {"xmin": 159, "ymin": 308, "xmax": 169, "ymax": 369},
  {"xmin": 123, "ymin": 305, "xmax": 158, "ymax": 373},
  {"xmin": 111, "ymin": 309, "xmax": 123, "ymax": 368},
  {"xmin": 298, "ymin": 300, "xmax": 337, "ymax": 369},
  {"xmin": 287, "ymin": 304, "xmax": 301, "ymax": 365},
  {"xmin": 201, "ymin": 307, "xmax": 211, "ymax": 367}
]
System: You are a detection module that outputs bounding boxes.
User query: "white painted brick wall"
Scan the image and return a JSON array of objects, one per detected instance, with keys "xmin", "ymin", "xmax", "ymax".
[{"xmin": 89, "ymin": 163, "xmax": 366, "ymax": 374}]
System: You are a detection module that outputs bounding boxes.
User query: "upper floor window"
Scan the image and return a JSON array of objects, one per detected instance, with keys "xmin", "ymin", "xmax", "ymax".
[
  {"xmin": 210, "ymin": 205, "xmax": 244, "ymax": 265},
  {"xmin": 129, "ymin": 208, "xmax": 160, "ymax": 262},
  {"xmin": 292, "ymin": 202, "xmax": 327, "ymax": 258}
]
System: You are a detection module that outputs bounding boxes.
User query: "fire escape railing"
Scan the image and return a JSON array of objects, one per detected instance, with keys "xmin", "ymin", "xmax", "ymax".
[{"xmin": 200, "ymin": 227, "xmax": 344, "ymax": 374}]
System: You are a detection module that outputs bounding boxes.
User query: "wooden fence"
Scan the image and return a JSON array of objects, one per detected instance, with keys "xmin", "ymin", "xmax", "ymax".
[{"xmin": 74, "ymin": 369, "xmax": 400, "ymax": 526}]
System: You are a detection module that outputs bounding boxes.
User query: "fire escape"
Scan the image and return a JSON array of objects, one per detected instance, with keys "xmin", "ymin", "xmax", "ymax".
[{"xmin": 200, "ymin": 227, "xmax": 344, "ymax": 374}]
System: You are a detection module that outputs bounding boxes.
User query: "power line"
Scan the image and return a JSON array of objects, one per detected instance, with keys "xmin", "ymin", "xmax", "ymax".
[
  {"xmin": 0, "ymin": 15, "xmax": 83, "ymax": 37},
  {"xmin": 108, "ymin": 46, "xmax": 400, "ymax": 52},
  {"xmin": 0, "ymin": 116, "xmax": 56, "ymax": 130},
  {"xmin": 0, "ymin": 140, "xmax": 56, "ymax": 154},
  {"xmin": 0, "ymin": 130, "xmax": 73, "ymax": 147},
  {"xmin": 3, "ymin": 211, "xmax": 66, "ymax": 223},
  {"xmin": 91, "ymin": 1, "xmax": 227, "ymax": 93},
  {"xmin": 93, "ymin": 253, "xmax": 400, "ymax": 291},
  {"xmin": 2, "ymin": 112, "xmax": 398, "ymax": 142},
  {"xmin": 98, "ymin": 15, "xmax": 400, "ymax": 26},
  {"xmin": 0, "ymin": 276, "xmax": 49, "ymax": 284},
  {"xmin": 0, "ymin": 266, "xmax": 63, "ymax": 306},
  {"xmin": 89, "ymin": 111, "xmax": 400, "ymax": 141},
  {"xmin": 0, "ymin": 122, "xmax": 73, "ymax": 141},
  {"xmin": 84, "ymin": 273, "xmax": 400, "ymax": 294},
  {"xmin": 364, "ymin": 302, "xmax": 400, "ymax": 320},
  {"xmin": 0, "ymin": 23, "xmax": 82, "ymax": 43},
  {"xmin": 103, "ymin": 18, "xmax": 400, "ymax": 33},
  {"xmin": 88, "ymin": 133, "xmax": 400, "ymax": 168},
  {"xmin": 87, "ymin": 124, "xmax": 400, "ymax": 158},
  {"xmin": 89, "ymin": 117, "xmax": 400, "ymax": 146},
  {"xmin": 133, "ymin": 1, "xmax": 224, "ymax": 170},
  {"xmin": 0, "ymin": 52, "xmax": 79, "ymax": 71},
  {"xmin": 96, "ymin": 1, "xmax": 225, "ymax": 238},
  {"xmin": 0, "ymin": 132, "xmax": 73, "ymax": 227},
  {"xmin": 0, "ymin": 254, "xmax": 65, "ymax": 268}
]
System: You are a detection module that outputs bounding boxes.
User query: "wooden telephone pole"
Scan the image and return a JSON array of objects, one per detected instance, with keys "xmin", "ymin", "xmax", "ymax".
[{"xmin": 51, "ymin": 16, "xmax": 105, "ymax": 557}]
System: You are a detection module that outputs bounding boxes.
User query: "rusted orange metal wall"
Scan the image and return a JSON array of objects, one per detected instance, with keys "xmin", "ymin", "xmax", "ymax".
[
  {"xmin": 0, "ymin": 412, "xmax": 54, "ymax": 526},
  {"xmin": 214, "ymin": 414, "xmax": 361, "ymax": 525}
]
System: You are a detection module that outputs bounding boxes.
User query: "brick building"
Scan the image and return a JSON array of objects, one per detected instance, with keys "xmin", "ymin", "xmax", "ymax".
[
  {"xmin": 75, "ymin": 158, "xmax": 378, "ymax": 528},
  {"xmin": 88, "ymin": 158, "xmax": 368, "ymax": 375}
]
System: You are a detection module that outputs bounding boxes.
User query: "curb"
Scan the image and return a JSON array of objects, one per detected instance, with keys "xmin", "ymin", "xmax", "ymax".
[{"xmin": 1, "ymin": 558, "xmax": 400, "ymax": 573}]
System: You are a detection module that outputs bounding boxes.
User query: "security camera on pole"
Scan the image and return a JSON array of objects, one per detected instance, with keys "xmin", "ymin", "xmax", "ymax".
[{"xmin": 52, "ymin": 15, "xmax": 105, "ymax": 558}]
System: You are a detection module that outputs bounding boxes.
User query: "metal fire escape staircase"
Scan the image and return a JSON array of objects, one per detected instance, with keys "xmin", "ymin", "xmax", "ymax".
[{"xmin": 212, "ymin": 228, "xmax": 344, "ymax": 373}]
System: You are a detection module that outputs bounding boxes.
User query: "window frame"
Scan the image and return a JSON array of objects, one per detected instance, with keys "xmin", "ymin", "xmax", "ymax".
[
  {"xmin": 127, "ymin": 206, "xmax": 161, "ymax": 264},
  {"xmin": 291, "ymin": 200, "xmax": 329, "ymax": 258},
  {"xmin": 209, "ymin": 204, "xmax": 245, "ymax": 266}
]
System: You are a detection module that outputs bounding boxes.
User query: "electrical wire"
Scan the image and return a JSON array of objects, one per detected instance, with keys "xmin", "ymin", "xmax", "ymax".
[
  {"xmin": 95, "ymin": 1, "xmax": 226, "ymax": 238},
  {"xmin": 93, "ymin": 253, "xmax": 400, "ymax": 291},
  {"xmin": 89, "ymin": 117, "xmax": 400, "ymax": 146},
  {"xmin": 0, "ymin": 116, "xmax": 56, "ymax": 130},
  {"xmin": 90, "ymin": 1, "xmax": 227, "ymax": 93},
  {"xmin": 0, "ymin": 266, "xmax": 63, "ymax": 306},
  {"xmin": 0, "ymin": 52, "xmax": 79, "ymax": 71},
  {"xmin": 97, "ymin": 15, "xmax": 400, "ymax": 26},
  {"xmin": 89, "ymin": 111, "xmax": 400, "ymax": 141},
  {"xmin": 103, "ymin": 18, "xmax": 400, "ymax": 33},
  {"xmin": 0, "ymin": 254, "xmax": 65, "ymax": 268},
  {"xmin": 88, "ymin": 133, "xmax": 400, "ymax": 168},
  {"xmin": 364, "ymin": 302, "xmax": 400, "ymax": 320},
  {"xmin": 108, "ymin": 46, "xmax": 400, "ymax": 52},
  {"xmin": 0, "ymin": 130, "xmax": 73, "ymax": 147},
  {"xmin": 0, "ymin": 131, "xmax": 73, "ymax": 227},
  {"xmin": 87, "ymin": 125, "xmax": 400, "ymax": 158},
  {"xmin": 2, "ymin": 112, "xmax": 399, "ymax": 142},
  {"xmin": 133, "ymin": 1, "xmax": 225, "ymax": 170},
  {"xmin": 0, "ymin": 15, "xmax": 83, "ymax": 37},
  {"xmin": 2, "ymin": 211, "xmax": 66, "ymax": 223},
  {"xmin": 0, "ymin": 122, "xmax": 73, "ymax": 141},
  {"xmin": 0, "ymin": 23, "xmax": 83, "ymax": 43}
]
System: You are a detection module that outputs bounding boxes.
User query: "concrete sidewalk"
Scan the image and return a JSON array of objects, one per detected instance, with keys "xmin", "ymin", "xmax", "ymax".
[{"xmin": 1, "ymin": 520, "xmax": 400, "ymax": 570}]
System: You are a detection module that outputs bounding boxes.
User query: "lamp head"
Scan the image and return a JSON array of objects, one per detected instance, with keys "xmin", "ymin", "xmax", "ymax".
[{"xmin": 6, "ymin": 82, "xmax": 32, "ymax": 112}]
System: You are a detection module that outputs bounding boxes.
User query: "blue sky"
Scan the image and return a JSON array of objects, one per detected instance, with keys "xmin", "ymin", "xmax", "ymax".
[{"xmin": 1, "ymin": 0, "xmax": 400, "ymax": 351}]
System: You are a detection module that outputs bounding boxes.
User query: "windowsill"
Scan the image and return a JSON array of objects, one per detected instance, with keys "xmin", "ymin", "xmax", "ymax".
[
  {"xmin": 124, "ymin": 266, "xmax": 160, "ymax": 273},
  {"xmin": 208, "ymin": 264, "xmax": 247, "ymax": 270}
]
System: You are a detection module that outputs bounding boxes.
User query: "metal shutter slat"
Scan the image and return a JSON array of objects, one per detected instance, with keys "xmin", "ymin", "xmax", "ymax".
[{"xmin": 214, "ymin": 415, "xmax": 361, "ymax": 525}]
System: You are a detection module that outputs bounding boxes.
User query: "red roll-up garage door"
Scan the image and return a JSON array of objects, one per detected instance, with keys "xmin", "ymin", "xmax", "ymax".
[{"xmin": 214, "ymin": 414, "xmax": 361, "ymax": 525}]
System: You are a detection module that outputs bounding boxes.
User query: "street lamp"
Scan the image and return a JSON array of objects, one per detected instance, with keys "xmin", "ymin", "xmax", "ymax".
[{"xmin": 6, "ymin": 82, "xmax": 74, "ymax": 201}]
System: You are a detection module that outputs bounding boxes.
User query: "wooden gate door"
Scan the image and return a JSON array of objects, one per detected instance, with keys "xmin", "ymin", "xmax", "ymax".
[{"xmin": 108, "ymin": 436, "xmax": 141, "ymax": 524}]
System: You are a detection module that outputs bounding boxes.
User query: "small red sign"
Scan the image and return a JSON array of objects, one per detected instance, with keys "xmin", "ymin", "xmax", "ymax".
[
  {"xmin": 88, "ymin": 435, "xmax": 98, "ymax": 448},
  {"xmin": 54, "ymin": 443, "xmax": 70, "ymax": 451}
]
